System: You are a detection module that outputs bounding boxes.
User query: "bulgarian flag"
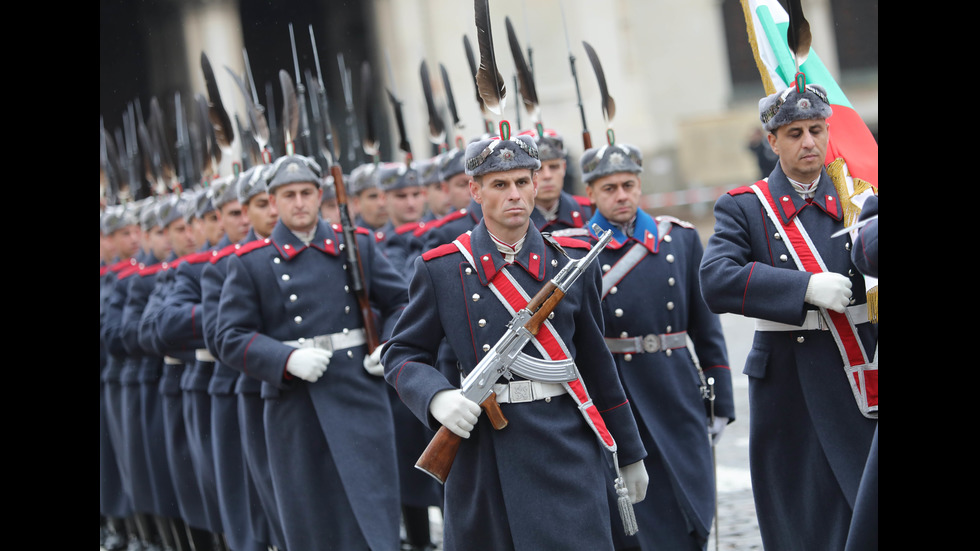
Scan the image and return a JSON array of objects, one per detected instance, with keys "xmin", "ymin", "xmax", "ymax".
[{"xmin": 741, "ymin": 0, "xmax": 877, "ymax": 322}]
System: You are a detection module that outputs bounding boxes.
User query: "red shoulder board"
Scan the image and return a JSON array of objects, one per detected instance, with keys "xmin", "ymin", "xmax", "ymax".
[
  {"xmin": 211, "ymin": 242, "xmax": 241, "ymax": 263},
  {"xmin": 396, "ymin": 221, "xmax": 422, "ymax": 235},
  {"xmin": 573, "ymin": 195, "xmax": 592, "ymax": 207},
  {"xmin": 421, "ymin": 242, "xmax": 459, "ymax": 261},
  {"xmin": 434, "ymin": 209, "xmax": 468, "ymax": 228},
  {"xmin": 110, "ymin": 258, "xmax": 136, "ymax": 273},
  {"xmin": 182, "ymin": 250, "xmax": 214, "ymax": 265},
  {"xmin": 354, "ymin": 227, "xmax": 371, "ymax": 236},
  {"xmin": 551, "ymin": 235, "xmax": 591, "ymax": 250},
  {"xmin": 727, "ymin": 185, "xmax": 757, "ymax": 196},
  {"xmin": 118, "ymin": 264, "xmax": 142, "ymax": 279},
  {"xmin": 139, "ymin": 262, "xmax": 167, "ymax": 276},
  {"xmin": 100, "ymin": 265, "xmax": 109, "ymax": 277},
  {"xmin": 235, "ymin": 238, "xmax": 273, "ymax": 257}
]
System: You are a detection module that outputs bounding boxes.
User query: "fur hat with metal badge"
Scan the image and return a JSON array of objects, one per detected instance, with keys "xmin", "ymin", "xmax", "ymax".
[
  {"xmin": 580, "ymin": 143, "xmax": 643, "ymax": 184},
  {"xmin": 377, "ymin": 162, "xmax": 420, "ymax": 193},
  {"xmin": 416, "ymin": 156, "xmax": 442, "ymax": 187},
  {"xmin": 210, "ymin": 174, "xmax": 239, "ymax": 211},
  {"xmin": 759, "ymin": 82, "xmax": 832, "ymax": 133},
  {"xmin": 438, "ymin": 148, "xmax": 466, "ymax": 181},
  {"xmin": 237, "ymin": 164, "xmax": 271, "ymax": 205},
  {"xmin": 349, "ymin": 162, "xmax": 380, "ymax": 196},
  {"xmin": 155, "ymin": 193, "xmax": 187, "ymax": 230},
  {"xmin": 465, "ymin": 126, "xmax": 540, "ymax": 177},
  {"xmin": 101, "ymin": 203, "xmax": 140, "ymax": 234},
  {"xmin": 521, "ymin": 128, "xmax": 566, "ymax": 162},
  {"xmin": 267, "ymin": 155, "xmax": 322, "ymax": 193}
]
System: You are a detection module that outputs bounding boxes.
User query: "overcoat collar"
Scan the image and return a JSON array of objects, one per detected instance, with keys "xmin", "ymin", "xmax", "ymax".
[
  {"xmin": 766, "ymin": 163, "xmax": 842, "ymax": 223},
  {"xmin": 587, "ymin": 209, "xmax": 660, "ymax": 253},
  {"xmin": 270, "ymin": 219, "xmax": 340, "ymax": 260},
  {"xmin": 464, "ymin": 220, "xmax": 547, "ymax": 286}
]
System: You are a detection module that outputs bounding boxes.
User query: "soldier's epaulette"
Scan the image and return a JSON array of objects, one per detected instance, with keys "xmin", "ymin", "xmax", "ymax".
[
  {"xmin": 235, "ymin": 238, "xmax": 273, "ymax": 257},
  {"xmin": 654, "ymin": 215, "xmax": 695, "ymax": 229},
  {"xmin": 572, "ymin": 195, "xmax": 592, "ymax": 208},
  {"xmin": 432, "ymin": 209, "xmax": 469, "ymax": 229},
  {"xmin": 354, "ymin": 226, "xmax": 371, "ymax": 236},
  {"xmin": 180, "ymin": 250, "xmax": 214, "ymax": 265},
  {"xmin": 117, "ymin": 263, "xmax": 142, "ymax": 279},
  {"xmin": 139, "ymin": 262, "xmax": 168, "ymax": 277},
  {"xmin": 422, "ymin": 242, "xmax": 459, "ymax": 261},
  {"xmin": 110, "ymin": 258, "xmax": 137, "ymax": 273},
  {"xmin": 101, "ymin": 265, "xmax": 110, "ymax": 277},
  {"xmin": 548, "ymin": 227, "xmax": 590, "ymax": 238},
  {"xmin": 211, "ymin": 241, "xmax": 242, "ymax": 263},
  {"xmin": 396, "ymin": 221, "xmax": 422, "ymax": 235},
  {"xmin": 727, "ymin": 185, "xmax": 756, "ymax": 196}
]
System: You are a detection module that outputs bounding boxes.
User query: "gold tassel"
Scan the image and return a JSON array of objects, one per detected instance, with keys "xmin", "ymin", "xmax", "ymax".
[{"xmin": 866, "ymin": 286, "xmax": 877, "ymax": 324}]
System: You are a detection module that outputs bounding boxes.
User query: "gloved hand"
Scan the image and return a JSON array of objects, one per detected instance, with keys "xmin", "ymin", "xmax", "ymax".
[
  {"xmin": 429, "ymin": 389, "xmax": 481, "ymax": 439},
  {"xmin": 621, "ymin": 460, "xmax": 649, "ymax": 504},
  {"xmin": 708, "ymin": 416, "xmax": 729, "ymax": 445},
  {"xmin": 285, "ymin": 348, "xmax": 332, "ymax": 383},
  {"xmin": 363, "ymin": 345, "xmax": 384, "ymax": 376},
  {"xmin": 804, "ymin": 272, "xmax": 852, "ymax": 313}
]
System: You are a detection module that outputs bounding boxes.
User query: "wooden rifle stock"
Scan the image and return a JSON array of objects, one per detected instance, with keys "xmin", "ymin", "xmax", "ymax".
[
  {"xmin": 415, "ymin": 278, "xmax": 570, "ymax": 483},
  {"xmin": 331, "ymin": 163, "xmax": 380, "ymax": 352},
  {"xmin": 416, "ymin": 392, "xmax": 508, "ymax": 484}
]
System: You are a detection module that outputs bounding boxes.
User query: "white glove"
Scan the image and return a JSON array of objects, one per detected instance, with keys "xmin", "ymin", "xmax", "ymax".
[
  {"xmin": 285, "ymin": 348, "xmax": 332, "ymax": 383},
  {"xmin": 708, "ymin": 416, "xmax": 729, "ymax": 445},
  {"xmin": 429, "ymin": 389, "xmax": 481, "ymax": 439},
  {"xmin": 621, "ymin": 460, "xmax": 649, "ymax": 504},
  {"xmin": 804, "ymin": 272, "xmax": 852, "ymax": 313},
  {"xmin": 363, "ymin": 345, "xmax": 384, "ymax": 376}
]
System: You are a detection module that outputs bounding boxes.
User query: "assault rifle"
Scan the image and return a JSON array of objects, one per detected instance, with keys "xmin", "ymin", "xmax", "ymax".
[{"xmin": 416, "ymin": 224, "xmax": 614, "ymax": 483}]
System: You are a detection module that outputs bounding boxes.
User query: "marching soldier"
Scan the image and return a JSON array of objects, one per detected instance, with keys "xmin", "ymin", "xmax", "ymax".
[
  {"xmin": 100, "ymin": 204, "xmax": 141, "ymax": 549},
  {"xmin": 202, "ymin": 164, "xmax": 287, "ymax": 550},
  {"xmin": 560, "ymin": 142, "xmax": 734, "ymax": 550},
  {"xmin": 125, "ymin": 195, "xmax": 193, "ymax": 550},
  {"xmin": 699, "ymin": 83, "xmax": 877, "ymax": 550},
  {"xmin": 214, "ymin": 155, "xmax": 409, "ymax": 551},
  {"xmin": 382, "ymin": 132, "xmax": 649, "ymax": 550},
  {"xmin": 373, "ymin": 160, "xmax": 444, "ymax": 551}
]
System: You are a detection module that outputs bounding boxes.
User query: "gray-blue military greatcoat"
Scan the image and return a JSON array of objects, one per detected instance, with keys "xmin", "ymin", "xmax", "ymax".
[
  {"xmin": 699, "ymin": 163, "xmax": 877, "ymax": 550},
  {"xmin": 567, "ymin": 209, "xmax": 734, "ymax": 550},
  {"xmin": 215, "ymin": 218, "xmax": 408, "ymax": 551}
]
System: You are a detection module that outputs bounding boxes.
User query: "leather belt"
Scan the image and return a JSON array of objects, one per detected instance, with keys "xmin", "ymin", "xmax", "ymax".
[
  {"xmin": 195, "ymin": 349, "xmax": 216, "ymax": 362},
  {"xmin": 493, "ymin": 380, "xmax": 566, "ymax": 403},
  {"xmin": 284, "ymin": 328, "xmax": 367, "ymax": 352},
  {"xmin": 755, "ymin": 304, "xmax": 869, "ymax": 332},
  {"xmin": 604, "ymin": 331, "xmax": 688, "ymax": 354}
]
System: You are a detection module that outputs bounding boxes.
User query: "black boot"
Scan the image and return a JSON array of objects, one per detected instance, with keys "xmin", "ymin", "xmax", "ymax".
[
  {"xmin": 153, "ymin": 515, "xmax": 179, "ymax": 551},
  {"xmin": 402, "ymin": 505, "xmax": 435, "ymax": 551},
  {"xmin": 184, "ymin": 525, "xmax": 215, "ymax": 551}
]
